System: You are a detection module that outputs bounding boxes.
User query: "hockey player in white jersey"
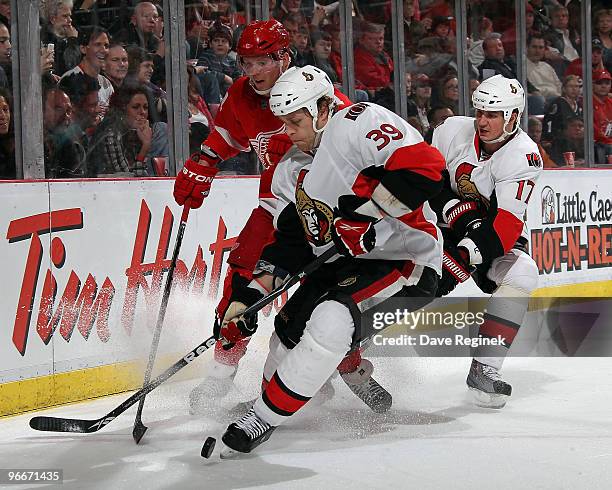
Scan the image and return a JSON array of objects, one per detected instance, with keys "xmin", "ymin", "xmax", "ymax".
[
  {"xmin": 216, "ymin": 65, "xmax": 446, "ymax": 455},
  {"xmin": 429, "ymin": 75, "xmax": 542, "ymax": 408}
]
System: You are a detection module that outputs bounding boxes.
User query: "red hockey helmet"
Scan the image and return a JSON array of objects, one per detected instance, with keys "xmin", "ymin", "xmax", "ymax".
[{"xmin": 236, "ymin": 19, "xmax": 290, "ymax": 59}]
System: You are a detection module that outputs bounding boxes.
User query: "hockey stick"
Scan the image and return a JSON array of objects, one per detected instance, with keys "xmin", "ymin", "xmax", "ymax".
[
  {"xmin": 132, "ymin": 205, "xmax": 190, "ymax": 444},
  {"xmin": 29, "ymin": 247, "xmax": 338, "ymax": 435}
]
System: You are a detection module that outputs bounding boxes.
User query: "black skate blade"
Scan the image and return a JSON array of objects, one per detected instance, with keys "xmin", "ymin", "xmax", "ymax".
[{"xmin": 132, "ymin": 422, "xmax": 148, "ymax": 443}]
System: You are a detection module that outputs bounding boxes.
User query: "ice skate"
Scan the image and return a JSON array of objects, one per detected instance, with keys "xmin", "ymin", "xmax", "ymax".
[
  {"xmin": 189, "ymin": 359, "xmax": 237, "ymax": 415},
  {"xmin": 221, "ymin": 407, "xmax": 276, "ymax": 455},
  {"xmin": 466, "ymin": 359, "xmax": 512, "ymax": 409},
  {"xmin": 341, "ymin": 359, "xmax": 392, "ymax": 414}
]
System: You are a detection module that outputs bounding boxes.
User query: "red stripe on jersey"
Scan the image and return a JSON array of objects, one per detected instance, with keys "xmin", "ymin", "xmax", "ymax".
[
  {"xmin": 351, "ymin": 269, "xmax": 402, "ymax": 304},
  {"xmin": 479, "ymin": 317, "xmax": 518, "ymax": 345},
  {"xmin": 492, "ymin": 208, "xmax": 524, "ymax": 253},
  {"xmin": 351, "ymin": 172, "xmax": 380, "ymax": 199},
  {"xmin": 264, "ymin": 373, "xmax": 310, "ymax": 414},
  {"xmin": 333, "ymin": 88, "xmax": 353, "ymax": 110},
  {"xmin": 397, "ymin": 206, "xmax": 439, "ymax": 239},
  {"xmin": 473, "ymin": 133, "xmax": 480, "ymax": 157},
  {"xmin": 385, "ymin": 142, "xmax": 446, "ymax": 181}
]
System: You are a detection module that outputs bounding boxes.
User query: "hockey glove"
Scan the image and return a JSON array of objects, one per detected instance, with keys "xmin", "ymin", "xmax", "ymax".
[
  {"xmin": 332, "ymin": 195, "xmax": 379, "ymax": 257},
  {"xmin": 443, "ymin": 199, "xmax": 484, "ymax": 238},
  {"xmin": 264, "ymin": 134, "xmax": 293, "ymax": 168},
  {"xmin": 437, "ymin": 245, "xmax": 472, "ymax": 297},
  {"xmin": 173, "ymin": 151, "xmax": 219, "ymax": 209},
  {"xmin": 214, "ymin": 274, "xmax": 264, "ymax": 346}
]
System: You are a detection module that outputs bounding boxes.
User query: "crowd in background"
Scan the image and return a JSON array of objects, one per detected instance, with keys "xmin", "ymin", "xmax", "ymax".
[{"xmin": 0, "ymin": 0, "xmax": 610, "ymax": 180}]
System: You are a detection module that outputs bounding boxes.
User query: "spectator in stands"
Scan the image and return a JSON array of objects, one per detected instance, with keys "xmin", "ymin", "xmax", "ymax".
[
  {"xmin": 104, "ymin": 43, "xmax": 129, "ymax": 89},
  {"xmin": 354, "ymin": 22, "xmax": 394, "ymax": 97},
  {"xmin": 43, "ymin": 86, "xmax": 87, "ymax": 178},
  {"xmin": 187, "ymin": 66, "xmax": 214, "ymax": 154},
  {"xmin": 115, "ymin": 1, "xmax": 160, "ymax": 53},
  {"xmin": 208, "ymin": 0, "xmax": 247, "ymax": 29},
  {"xmin": 468, "ymin": 16, "xmax": 494, "ymax": 68},
  {"xmin": 385, "ymin": 0, "xmax": 427, "ymax": 57},
  {"xmin": 526, "ymin": 34, "xmax": 562, "ymax": 113},
  {"xmin": 527, "ymin": 116, "xmax": 556, "ymax": 168},
  {"xmin": 543, "ymin": 5, "xmax": 580, "ymax": 75},
  {"xmin": 60, "ymin": 27, "xmax": 114, "ymax": 115},
  {"xmin": 0, "ymin": 86, "xmax": 14, "ymax": 178},
  {"xmin": 429, "ymin": 16, "xmax": 454, "ymax": 54},
  {"xmin": 325, "ymin": 24, "xmax": 343, "ymax": 81},
  {"xmin": 407, "ymin": 36, "xmax": 455, "ymax": 81},
  {"xmin": 432, "ymin": 74, "xmax": 459, "ymax": 115},
  {"xmin": 549, "ymin": 115, "xmax": 585, "ymax": 166},
  {"xmin": 502, "ymin": 4, "xmax": 540, "ymax": 58},
  {"xmin": 530, "ymin": 0, "xmax": 552, "ymax": 33},
  {"xmin": 0, "ymin": 0, "xmax": 9, "ymax": 30},
  {"xmin": 542, "ymin": 74, "xmax": 582, "ymax": 142},
  {"xmin": 0, "ymin": 21, "xmax": 10, "ymax": 88},
  {"xmin": 274, "ymin": 0, "xmax": 307, "ymax": 24},
  {"xmin": 185, "ymin": 6, "xmax": 210, "ymax": 60},
  {"xmin": 410, "ymin": 73, "xmax": 433, "ymax": 134},
  {"xmin": 88, "ymin": 83, "xmax": 168, "ymax": 177},
  {"xmin": 59, "ymin": 72, "xmax": 101, "ymax": 154},
  {"xmin": 423, "ymin": 105, "xmax": 453, "ymax": 143},
  {"xmin": 372, "ymin": 71, "xmax": 418, "ymax": 116},
  {"xmin": 305, "ymin": 29, "xmax": 338, "ymax": 83},
  {"xmin": 197, "ymin": 21, "xmax": 241, "ymax": 95},
  {"xmin": 565, "ymin": 39, "xmax": 607, "ymax": 78},
  {"xmin": 478, "ymin": 33, "xmax": 518, "ymax": 81},
  {"xmin": 41, "ymin": 0, "xmax": 81, "ymax": 75},
  {"xmin": 125, "ymin": 46, "xmax": 166, "ymax": 122},
  {"xmin": 592, "ymin": 68, "xmax": 612, "ymax": 164},
  {"xmin": 593, "ymin": 9, "xmax": 612, "ymax": 74},
  {"xmin": 283, "ymin": 14, "xmax": 310, "ymax": 67}
]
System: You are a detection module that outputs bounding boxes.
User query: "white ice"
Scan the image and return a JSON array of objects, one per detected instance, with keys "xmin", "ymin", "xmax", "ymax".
[{"xmin": 1, "ymin": 281, "xmax": 611, "ymax": 489}]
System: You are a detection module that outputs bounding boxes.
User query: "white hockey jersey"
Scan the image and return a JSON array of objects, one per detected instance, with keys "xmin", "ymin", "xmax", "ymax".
[
  {"xmin": 432, "ymin": 116, "xmax": 542, "ymax": 262},
  {"xmin": 271, "ymin": 102, "xmax": 445, "ymax": 274}
]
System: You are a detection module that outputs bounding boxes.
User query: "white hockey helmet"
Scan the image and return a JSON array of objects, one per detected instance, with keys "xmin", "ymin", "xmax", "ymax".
[
  {"xmin": 269, "ymin": 65, "xmax": 336, "ymax": 133},
  {"xmin": 472, "ymin": 74, "xmax": 525, "ymax": 142}
]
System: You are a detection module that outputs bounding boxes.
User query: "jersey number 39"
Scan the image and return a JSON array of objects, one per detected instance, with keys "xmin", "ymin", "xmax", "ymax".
[{"xmin": 366, "ymin": 124, "xmax": 403, "ymax": 150}]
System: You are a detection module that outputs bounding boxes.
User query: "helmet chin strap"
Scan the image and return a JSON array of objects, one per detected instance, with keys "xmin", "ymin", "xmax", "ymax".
[{"xmin": 482, "ymin": 117, "xmax": 520, "ymax": 144}]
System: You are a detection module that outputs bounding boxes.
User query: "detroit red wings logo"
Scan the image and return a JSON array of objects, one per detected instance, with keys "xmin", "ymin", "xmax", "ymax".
[
  {"xmin": 455, "ymin": 162, "xmax": 481, "ymax": 202},
  {"xmin": 250, "ymin": 127, "xmax": 287, "ymax": 169}
]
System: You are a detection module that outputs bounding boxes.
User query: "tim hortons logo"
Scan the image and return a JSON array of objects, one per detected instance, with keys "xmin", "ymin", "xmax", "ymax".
[{"xmin": 6, "ymin": 200, "xmax": 241, "ymax": 356}]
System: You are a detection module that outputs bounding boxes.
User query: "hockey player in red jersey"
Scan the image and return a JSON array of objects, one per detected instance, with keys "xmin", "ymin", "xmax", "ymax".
[
  {"xmin": 217, "ymin": 65, "xmax": 445, "ymax": 455},
  {"xmin": 172, "ymin": 20, "xmax": 383, "ymax": 412},
  {"xmin": 429, "ymin": 75, "xmax": 542, "ymax": 408}
]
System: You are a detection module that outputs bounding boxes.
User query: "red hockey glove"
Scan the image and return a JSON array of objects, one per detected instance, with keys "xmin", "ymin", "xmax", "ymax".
[
  {"xmin": 444, "ymin": 200, "xmax": 484, "ymax": 237},
  {"xmin": 264, "ymin": 134, "xmax": 293, "ymax": 168},
  {"xmin": 214, "ymin": 274, "xmax": 264, "ymax": 346},
  {"xmin": 331, "ymin": 196, "xmax": 379, "ymax": 257},
  {"xmin": 437, "ymin": 245, "xmax": 472, "ymax": 297},
  {"xmin": 173, "ymin": 153, "xmax": 219, "ymax": 209}
]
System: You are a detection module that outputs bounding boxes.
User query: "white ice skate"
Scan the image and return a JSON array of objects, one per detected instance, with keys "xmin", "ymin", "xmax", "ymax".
[
  {"xmin": 189, "ymin": 358, "xmax": 237, "ymax": 415},
  {"xmin": 466, "ymin": 359, "xmax": 512, "ymax": 409}
]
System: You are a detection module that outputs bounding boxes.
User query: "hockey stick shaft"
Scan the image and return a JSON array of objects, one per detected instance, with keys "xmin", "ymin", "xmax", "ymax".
[
  {"xmin": 132, "ymin": 205, "xmax": 190, "ymax": 442},
  {"xmin": 30, "ymin": 247, "xmax": 337, "ymax": 434}
]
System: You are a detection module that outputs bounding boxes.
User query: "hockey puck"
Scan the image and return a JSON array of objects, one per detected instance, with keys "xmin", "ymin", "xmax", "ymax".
[{"xmin": 201, "ymin": 436, "xmax": 216, "ymax": 458}]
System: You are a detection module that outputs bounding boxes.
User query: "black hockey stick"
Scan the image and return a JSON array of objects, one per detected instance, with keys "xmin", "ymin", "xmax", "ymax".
[
  {"xmin": 132, "ymin": 205, "xmax": 190, "ymax": 444},
  {"xmin": 29, "ymin": 247, "xmax": 338, "ymax": 435}
]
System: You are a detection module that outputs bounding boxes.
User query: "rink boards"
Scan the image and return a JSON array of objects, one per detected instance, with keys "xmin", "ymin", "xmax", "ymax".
[{"xmin": 0, "ymin": 170, "xmax": 610, "ymax": 416}]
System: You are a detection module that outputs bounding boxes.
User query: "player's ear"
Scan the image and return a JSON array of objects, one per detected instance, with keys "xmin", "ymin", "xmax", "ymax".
[{"xmin": 317, "ymin": 99, "xmax": 330, "ymax": 127}]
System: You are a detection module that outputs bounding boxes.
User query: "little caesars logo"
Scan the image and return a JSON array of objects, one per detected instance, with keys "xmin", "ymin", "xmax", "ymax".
[
  {"xmin": 540, "ymin": 186, "xmax": 612, "ymax": 225},
  {"xmin": 295, "ymin": 171, "xmax": 333, "ymax": 246}
]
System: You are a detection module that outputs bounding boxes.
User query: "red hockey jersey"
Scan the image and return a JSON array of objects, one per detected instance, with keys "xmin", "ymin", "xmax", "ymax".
[{"xmin": 204, "ymin": 76, "xmax": 351, "ymax": 211}]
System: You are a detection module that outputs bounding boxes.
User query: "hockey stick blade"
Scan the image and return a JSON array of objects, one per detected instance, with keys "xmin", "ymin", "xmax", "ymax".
[{"xmin": 29, "ymin": 335, "xmax": 217, "ymax": 434}]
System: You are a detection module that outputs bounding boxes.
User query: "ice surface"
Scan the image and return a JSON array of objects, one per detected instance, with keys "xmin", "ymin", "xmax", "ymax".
[{"xmin": 1, "ymin": 280, "xmax": 611, "ymax": 489}]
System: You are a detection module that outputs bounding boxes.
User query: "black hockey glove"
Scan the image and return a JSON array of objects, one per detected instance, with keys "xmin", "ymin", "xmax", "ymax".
[
  {"xmin": 332, "ymin": 195, "xmax": 379, "ymax": 257},
  {"xmin": 444, "ymin": 200, "xmax": 484, "ymax": 238},
  {"xmin": 437, "ymin": 245, "xmax": 472, "ymax": 297}
]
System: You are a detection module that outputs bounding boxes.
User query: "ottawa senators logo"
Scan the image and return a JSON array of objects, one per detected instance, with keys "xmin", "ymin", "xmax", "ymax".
[
  {"xmin": 302, "ymin": 71, "xmax": 314, "ymax": 81},
  {"xmin": 455, "ymin": 162, "xmax": 488, "ymax": 207},
  {"xmin": 295, "ymin": 170, "xmax": 333, "ymax": 246},
  {"xmin": 510, "ymin": 83, "xmax": 518, "ymax": 94}
]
